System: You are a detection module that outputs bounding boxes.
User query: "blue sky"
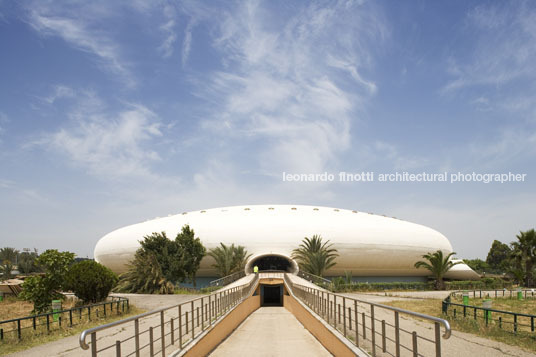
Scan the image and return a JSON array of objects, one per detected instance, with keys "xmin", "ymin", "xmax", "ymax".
[{"xmin": 0, "ymin": 0, "xmax": 535, "ymax": 259}]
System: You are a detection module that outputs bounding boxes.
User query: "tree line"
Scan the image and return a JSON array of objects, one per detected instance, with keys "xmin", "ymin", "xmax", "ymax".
[{"xmin": 463, "ymin": 229, "xmax": 536, "ymax": 287}]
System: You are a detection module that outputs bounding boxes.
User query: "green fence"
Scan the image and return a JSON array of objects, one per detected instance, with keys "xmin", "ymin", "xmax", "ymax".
[{"xmin": 0, "ymin": 296, "xmax": 129, "ymax": 342}]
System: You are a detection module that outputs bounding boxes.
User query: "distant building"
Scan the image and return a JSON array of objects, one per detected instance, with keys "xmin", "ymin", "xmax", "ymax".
[{"xmin": 95, "ymin": 205, "xmax": 479, "ymax": 283}]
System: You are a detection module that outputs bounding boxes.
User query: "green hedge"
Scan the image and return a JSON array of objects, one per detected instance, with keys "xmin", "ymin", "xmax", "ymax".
[{"xmin": 328, "ymin": 277, "xmax": 512, "ymax": 292}]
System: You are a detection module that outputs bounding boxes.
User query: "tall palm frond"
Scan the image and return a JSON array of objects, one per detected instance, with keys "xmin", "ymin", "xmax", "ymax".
[
  {"xmin": 291, "ymin": 235, "xmax": 338, "ymax": 277},
  {"xmin": 414, "ymin": 250, "xmax": 461, "ymax": 290}
]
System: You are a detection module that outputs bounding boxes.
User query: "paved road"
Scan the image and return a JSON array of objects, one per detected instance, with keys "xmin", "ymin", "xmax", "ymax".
[{"xmin": 210, "ymin": 307, "xmax": 332, "ymax": 357}]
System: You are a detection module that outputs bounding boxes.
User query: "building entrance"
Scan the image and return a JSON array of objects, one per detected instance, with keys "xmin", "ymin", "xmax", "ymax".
[
  {"xmin": 250, "ymin": 255, "xmax": 291, "ymax": 272},
  {"xmin": 261, "ymin": 284, "xmax": 283, "ymax": 306}
]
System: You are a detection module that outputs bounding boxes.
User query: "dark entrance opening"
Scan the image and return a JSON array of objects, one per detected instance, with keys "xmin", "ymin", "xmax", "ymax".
[
  {"xmin": 261, "ymin": 285, "xmax": 283, "ymax": 306},
  {"xmin": 251, "ymin": 255, "xmax": 291, "ymax": 272}
]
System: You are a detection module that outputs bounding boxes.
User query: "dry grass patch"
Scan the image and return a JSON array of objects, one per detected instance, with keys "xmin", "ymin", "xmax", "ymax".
[{"xmin": 0, "ymin": 297, "xmax": 144, "ymax": 355}]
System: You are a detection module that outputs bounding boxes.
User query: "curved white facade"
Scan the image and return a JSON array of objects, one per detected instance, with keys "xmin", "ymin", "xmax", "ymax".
[{"xmin": 94, "ymin": 205, "xmax": 478, "ymax": 280}]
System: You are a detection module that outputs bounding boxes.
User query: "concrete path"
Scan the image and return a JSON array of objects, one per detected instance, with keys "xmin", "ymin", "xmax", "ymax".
[{"xmin": 209, "ymin": 307, "xmax": 332, "ymax": 357}]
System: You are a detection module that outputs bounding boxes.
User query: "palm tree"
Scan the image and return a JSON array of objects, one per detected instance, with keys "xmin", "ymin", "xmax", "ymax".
[
  {"xmin": 292, "ymin": 235, "xmax": 338, "ymax": 277},
  {"xmin": 414, "ymin": 250, "xmax": 462, "ymax": 290},
  {"xmin": 0, "ymin": 247, "xmax": 19, "ymax": 280},
  {"xmin": 510, "ymin": 229, "xmax": 536, "ymax": 287},
  {"xmin": 208, "ymin": 243, "xmax": 252, "ymax": 277},
  {"xmin": 230, "ymin": 245, "xmax": 252, "ymax": 273},
  {"xmin": 115, "ymin": 250, "xmax": 174, "ymax": 294}
]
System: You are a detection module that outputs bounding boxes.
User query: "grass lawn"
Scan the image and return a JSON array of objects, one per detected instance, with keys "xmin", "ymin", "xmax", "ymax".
[
  {"xmin": 384, "ymin": 296, "xmax": 536, "ymax": 353},
  {"xmin": 0, "ymin": 296, "xmax": 145, "ymax": 355}
]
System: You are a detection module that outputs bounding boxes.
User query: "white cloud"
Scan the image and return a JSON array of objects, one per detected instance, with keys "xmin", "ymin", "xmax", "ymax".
[
  {"xmin": 42, "ymin": 85, "xmax": 76, "ymax": 104},
  {"xmin": 443, "ymin": 3, "xmax": 536, "ymax": 92},
  {"xmin": 26, "ymin": 4, "xmax": 134, "ymax": 87},
  {"xmin": 186, "ymin": 1, "xmax": 385, "ymax": 174},
  {"xmin": 158, "ymin": 4, "xmax": 177, "ymax": 58},
  {"xmin": 35, "ymin": 98, "xmax": 163, "ymax": 179}
]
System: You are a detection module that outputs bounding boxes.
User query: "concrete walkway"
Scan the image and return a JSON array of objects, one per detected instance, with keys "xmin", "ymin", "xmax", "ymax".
[{"xmin": 209, "ymin": 307, "xmax": 332, "ymax": 357}]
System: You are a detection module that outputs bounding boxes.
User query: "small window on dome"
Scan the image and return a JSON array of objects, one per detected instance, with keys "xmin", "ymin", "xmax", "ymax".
[
  {"xmin": 200, "ymin": 210, "xmax": 206, "ymax": 213},
  {"xmin": 313, "ymin": 208, "xmax": 319, "ymax": 211},
  {"xmin": 352, "ymin": 210, "xmax": 358, "ymax": 213},
  {"xmin": 182, "ymin": 212, "xmax": 187, "ymax": 215},
  {"xmin": 334, "ymin": 209, "xmax": 339, "ymax": 212},
  {"xmin": 244, "ymin": 207, "xmax": 250, "ymax": 211},
  {"xmin": 291, "ymin": 207, "xmax": 297, "ymax": 210},
  {"xmin": 268, "ymin": 207, "xmax": 274, "ymax": 210}
]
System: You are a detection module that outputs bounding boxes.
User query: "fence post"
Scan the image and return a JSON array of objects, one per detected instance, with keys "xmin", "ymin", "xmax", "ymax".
[
  {"xmin": 115, "ymin": 340, "xmax": 121, "ymax": 357},
  {"xmin": 17, "ymin": 319, "xmax": 21, "ymax": 339},
  {"xmin": 435, "ymin": 321, "xmax": 441, "ymax": 357},
  {"xmin": 209, "ymin": 295, "xmax": 212, "ymax": 326}
]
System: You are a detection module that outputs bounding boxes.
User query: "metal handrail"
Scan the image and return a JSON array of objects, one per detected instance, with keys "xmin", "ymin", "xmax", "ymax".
[
  {"xmin": 296, "ymin": 270, "xmax": 332, "ymax": 285},
  {"xmin": 284, "ymin": 273, "xmax": 451, "ymax": 357},
  {"xmin": 79, "ymin": 274, "xmax": 259, "ymax": 354},
  {"xmin": 209, "ymin": 270, "xmax": 246, "ymax": 287}
]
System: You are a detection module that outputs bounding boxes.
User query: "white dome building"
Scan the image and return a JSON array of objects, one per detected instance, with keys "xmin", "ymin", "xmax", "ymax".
[{"xmin": 94, "ymin": 205, "xmax": 478, "ymax": 282}]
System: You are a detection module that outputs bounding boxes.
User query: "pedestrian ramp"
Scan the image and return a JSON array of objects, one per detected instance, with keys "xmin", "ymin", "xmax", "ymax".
[{"xmin": 80, "ymin": 272, "xmax": 451, "ymax": 356}]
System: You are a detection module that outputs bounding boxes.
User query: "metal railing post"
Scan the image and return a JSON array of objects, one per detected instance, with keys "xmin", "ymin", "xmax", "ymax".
[
  {"xmin": 343, "ymin": 297, "xmax": 347, "ymax": 337},
  {"xmin": 191, "ymin": 301, "xmax": 195, "ymax": 340},
  {"xmin": 135, "ymin": 318, "xmax": 140, "ymax": 357},
  {"xmin": 435, "ymin": 321, "xmax": 441, "ymax": 357},
  {"xmin": 91, "ymin": 332, "xmax": 97, "ymax": 357},
  {"xmin": 149, "ymin": 326, "xmax": 154, "ymax": 357},
  {"xmin": 362, "ymin": 312, "xmax": 366, "ymax": 340},
  {"xmin": 171, "ymin": 318, "xmax": 174, "ymax": 345},
  {"xmin": 381, "ymin": 320, "xmax": 386, "ymax": 352},
  {"xmin": 160, "ymin": 311, "xmax": 165, "ymax": 356},
  {"xmin": 395, "ymin": 311, "xmax": 400, "ymax": 357},
  {"xmin": 178, "ymin": 305, "xmax": 183, "ymax": 348},
  {"xmin": 412, "ymin": 331, "xmax": 418, "ymax": 357},
  {"xmin": 354, "ymin": 300, "xmax": 359, "ymax": 347},
  {"xmin": 371, "ymin": 305, "xmax": 376, "ymax": 356},
  {"xmin": 115, "ymin": 340, "xmax": 121, "ymax": 357}
]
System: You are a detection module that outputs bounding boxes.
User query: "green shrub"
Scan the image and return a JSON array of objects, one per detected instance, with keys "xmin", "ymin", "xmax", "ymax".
[
  {"xmin": 20, "ymin": 249, "xmax": 75, "ymax": 313},
  {"xmin": 65, "ymin": 260, "xmax": 118, "ymax": 303}
]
